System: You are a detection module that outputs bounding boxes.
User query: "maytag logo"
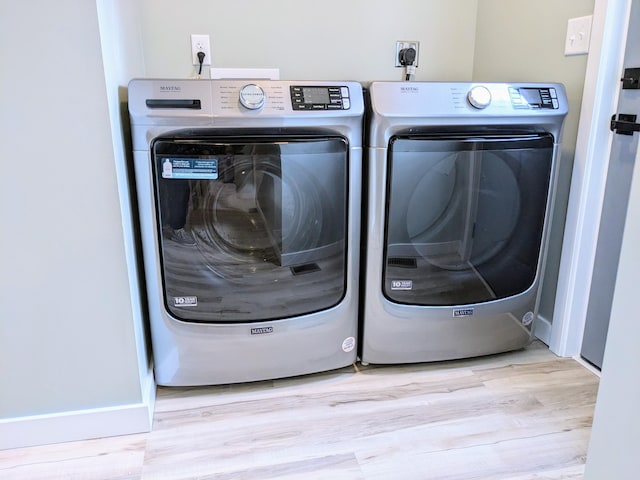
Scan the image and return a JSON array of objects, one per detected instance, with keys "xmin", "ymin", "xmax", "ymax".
[
  {"xmin": 400, "ymin": 86, "xmax": 419, "ymax": 93},
  {"xmin": 251, "ymin": 326, "xmax": 274, "ymax": 335},
  {"xmin": 453, "ymin": 308, "xmax": 474, "ymax": 317},
  {"xmin": 160, "ymin": 85, "xmax": 181, "ymax": 92}
]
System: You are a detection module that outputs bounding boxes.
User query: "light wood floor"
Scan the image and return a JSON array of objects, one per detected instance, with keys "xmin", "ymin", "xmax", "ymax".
[{"xmin": 0, "ymin": 341, "xmax": 599, "ymax": 479}]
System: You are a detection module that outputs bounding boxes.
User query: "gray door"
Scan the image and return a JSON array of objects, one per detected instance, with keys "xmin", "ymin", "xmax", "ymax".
[{"xmin": 581, "ymin": 1, "xmax": 640, "ymax": 368}]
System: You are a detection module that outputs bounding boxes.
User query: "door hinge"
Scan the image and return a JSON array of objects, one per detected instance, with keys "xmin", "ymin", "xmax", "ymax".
[
  {"xmin": 621, "ymin": 68, "xmax": 640, "ymax": 89},
  {"xmin": 610, "ymin": 114, "xmax": 640, "ymax": 135}
]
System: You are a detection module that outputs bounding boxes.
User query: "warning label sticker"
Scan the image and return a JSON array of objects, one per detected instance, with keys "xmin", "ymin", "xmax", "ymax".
[{"xmin": 161, "ymin": 158, "xmax": 218, "ymax": 180}]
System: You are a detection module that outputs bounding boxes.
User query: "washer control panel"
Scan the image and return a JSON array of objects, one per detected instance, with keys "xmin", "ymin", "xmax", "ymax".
[
  {"xmin": 290, "ymin": 86, "xmax": 351, "ymax": 110},
  {"xmin": 509, "ymin": 87, "xmax": 559, "ymax": 109}
]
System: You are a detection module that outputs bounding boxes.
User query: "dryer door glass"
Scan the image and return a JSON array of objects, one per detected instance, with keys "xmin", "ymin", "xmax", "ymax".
[
  {"xmin": 152, "ymin": 135, "xmax": 348, "ymax": 323},
  {"xmin": 384, "ymin": 133, "xmax": 554, "ymax": 306}
]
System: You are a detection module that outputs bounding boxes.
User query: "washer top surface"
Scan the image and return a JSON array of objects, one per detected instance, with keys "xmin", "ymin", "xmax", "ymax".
[{"xmin": 128, "ymin": 79, "xmax": 365, "ymax": 151}]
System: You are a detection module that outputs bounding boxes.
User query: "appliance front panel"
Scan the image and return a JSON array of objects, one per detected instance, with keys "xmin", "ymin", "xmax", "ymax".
[
  {"xmin": 151, "ymin": 133, "xmax": 349, "ymax": 323},
  {"xmin": 383, "ymin": 133, "xmax": 554, "ymax": 307}
]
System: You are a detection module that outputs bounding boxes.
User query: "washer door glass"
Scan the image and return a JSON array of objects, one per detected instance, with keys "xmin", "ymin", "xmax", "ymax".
[
  {"xmin": 152, "ymin": 135, "xmax": 348, "ymax": 323},
  {"xmin": 384, "ymin": 133, "xmax": 554, "ymax": 306}
]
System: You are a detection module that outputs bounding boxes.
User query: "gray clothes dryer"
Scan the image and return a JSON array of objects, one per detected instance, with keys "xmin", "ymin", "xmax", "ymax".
[
  {"xmin": 360, "ymin": 82, "xmax": 568, "ymax": 364},
  {"xmin": 128, "ymin": 79, "xmax": 363, "ymax": 386}
]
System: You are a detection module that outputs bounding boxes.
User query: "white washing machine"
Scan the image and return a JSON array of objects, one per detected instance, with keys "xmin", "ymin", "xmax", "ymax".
[
  {"xmin": 128, "ymin": 79, "xmax": 363, "ymax": 386},
  {"xmin": 360, "ymin": 81, "xmax": 568, "ymax": 364}
]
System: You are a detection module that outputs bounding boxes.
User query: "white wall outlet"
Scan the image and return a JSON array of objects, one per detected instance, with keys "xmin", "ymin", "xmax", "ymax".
[
  {"xmin": 191, "ymin": 34, "xmax": 211, "ymax": 65},
  {"xmin": 395, "ymin": 41, "xmax": 420, "ymax": 67},
  {"xmin": 564, "ymin": 15, "xmax": 592, "ymax": 56}
]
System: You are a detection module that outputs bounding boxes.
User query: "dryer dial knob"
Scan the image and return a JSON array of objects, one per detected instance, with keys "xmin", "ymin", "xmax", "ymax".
[
  {"xmin": 467, "ymin": 86, "xmax": 492, "ymax": 109},
  {"xmin": 239, "ymin": 84, "xmax": 266, "ymax": 110}
]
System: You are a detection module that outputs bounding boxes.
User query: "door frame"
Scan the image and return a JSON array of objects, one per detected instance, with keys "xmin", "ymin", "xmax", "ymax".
[{"xmin": 549, "ymin": 0, "xmax": 633, "ymax": 357}]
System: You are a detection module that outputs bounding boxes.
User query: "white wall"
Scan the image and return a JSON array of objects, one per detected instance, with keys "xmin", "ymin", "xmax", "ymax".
[
  {"xmin": 0, "ymin": 0, "xmax": 152, "ymax": 449},
  {"xmin": 137, "ymin": 0, "xmax": 478, "ymax": 82}
]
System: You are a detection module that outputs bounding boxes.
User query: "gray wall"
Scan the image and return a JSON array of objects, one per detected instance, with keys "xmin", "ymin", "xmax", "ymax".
[
  {"xmin": 137, "ymin": 0, "xmax": 479, "ymax": 82},
  {"xmin": 0, "ymin": 0, "xmax": 596, "ymax": 446},
  {"xmin": 473, "ymin": 0, "xmax": 595, "ymax": 325},
  {"xmin": 0, "ymin": 0, "xmax": 148, "ymax": 429},
  {"xmin": 136, "ymin": 0, "xmax": 594, "ymax": 328}
]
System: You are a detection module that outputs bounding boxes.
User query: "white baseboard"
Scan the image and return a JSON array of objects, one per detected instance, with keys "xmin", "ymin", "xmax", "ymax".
[
  {"xmin": 573, "ymin": 354, "xmax": 602, "ymax": 377},
  {"xmin": 0, "ymin": 370, "xmax": 156, "ymax": 450},
  {"xmin": 534, "ymin": 315, "xmax": 552, "ymax": 346}
]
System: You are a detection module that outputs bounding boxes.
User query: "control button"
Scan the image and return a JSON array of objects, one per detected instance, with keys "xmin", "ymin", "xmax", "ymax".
[
  {"xmin": 467, "ymin": 86, "xmax": 492, "ymax": 109},
  {"xmin": 550, "ymin": 88, "xmax": 557, "ymax": 98},
  {"xmin": 239, "ymin": 84, "xmax": 266, "ymax": 110},
  {"xmin": 552, "ymin": 99, "xmax": 559, "ymax": 109},
  {"xmin": 342, "ymin": 98, "xmax": 350, "ymax": 109},
  {"xmin": 341, "ymin": 86, "xmax": 349, "ymax": 97}
]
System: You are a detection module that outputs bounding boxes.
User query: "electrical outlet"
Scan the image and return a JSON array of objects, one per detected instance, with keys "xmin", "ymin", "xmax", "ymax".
[
  {"xmin": 395, "ymin": 41, "xmax": 419, "ymax": 67},
  {"xmin": 191, "ymin": 34, "xmax": 211, "ymax": 66}
]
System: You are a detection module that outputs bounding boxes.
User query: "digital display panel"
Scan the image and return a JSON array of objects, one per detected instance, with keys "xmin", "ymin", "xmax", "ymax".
[
  {"xmin": 302, "ymin": 87, "xmax": 330, "ymax": 104},
  {"xmin": 520, "ymin": 88, "xmax": 542, "ymax": 105}
]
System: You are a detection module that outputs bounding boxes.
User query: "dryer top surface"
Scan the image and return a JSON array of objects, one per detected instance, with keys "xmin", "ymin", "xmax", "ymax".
[
  {"xmin": 368, "ymin": 81, "xmax": 568, "ymax": 121},
  {"xmin": 367, "ymin": 82, "xmax": 569, "ymax": 146}
]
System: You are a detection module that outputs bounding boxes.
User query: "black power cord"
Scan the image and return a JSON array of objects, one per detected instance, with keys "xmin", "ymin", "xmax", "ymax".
[
  {"xmin": 399, "ymin": 47, "xmax": 417, "ymax": 81},
  {"xmin": 197, "ymin": 51, "xmax": 205, "ymax": 78}
]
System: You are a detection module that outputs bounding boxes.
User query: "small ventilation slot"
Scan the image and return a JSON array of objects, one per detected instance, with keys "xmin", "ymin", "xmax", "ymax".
[
  {"xmin": 290, "ymin": 263, "xmax": 321, "ymax": 276},
  {"xmin": 387, "ymin": 257, "xmax": 417, "ymax": 268}
]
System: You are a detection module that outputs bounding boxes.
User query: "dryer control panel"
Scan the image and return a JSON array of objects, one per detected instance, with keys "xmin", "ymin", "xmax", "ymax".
[
  {"xmin": 509, "ymin": 87, "xmax": 559, "ymax": 109},
  {"xmin": 290, "ymin": 86, "xmax": 351, "ymax": 110}
]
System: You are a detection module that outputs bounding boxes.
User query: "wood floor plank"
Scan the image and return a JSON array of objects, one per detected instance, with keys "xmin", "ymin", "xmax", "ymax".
[
  {"xmin": 0, "ymin": 434, "xmax": 146, "ymax": 479},
  {"xmin": 0, "ymin": 342, "xmax": 599, "ymax": 479}
]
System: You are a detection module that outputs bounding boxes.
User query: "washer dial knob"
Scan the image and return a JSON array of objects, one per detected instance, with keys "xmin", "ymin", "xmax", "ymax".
[
  {"xmin": 467, "ymin": 86, "xmax": 492, "ymax": 109},
  {"xmin": 239, "ymin": 84, "xmax": 266, "ymax": 110}
]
